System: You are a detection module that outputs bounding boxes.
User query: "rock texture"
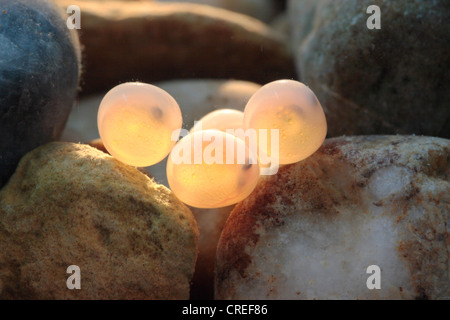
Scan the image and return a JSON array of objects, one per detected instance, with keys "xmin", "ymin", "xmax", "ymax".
[
  {"xmin": 216, "ymin": 135, "xmax": 449, "ymax": 300},
  {"xmin": 0, "ymin": 142, "xmax": 198, "ymax": 299},
  {"xmin": 0, "ymin": 0, "xmax": 80, "ymax": 188},
  {"xmin": 288, "ymin": 0, "xmax": 450, "ymax": 138},
  {"xmin": 57, "ymin": 0, "xmax": 295, "ymax": 95}
]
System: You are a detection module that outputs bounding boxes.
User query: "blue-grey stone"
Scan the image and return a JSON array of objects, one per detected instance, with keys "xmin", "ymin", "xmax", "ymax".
[{"xmin": 0, "ymin": 0, "xmax": 80, "ymax": 188}]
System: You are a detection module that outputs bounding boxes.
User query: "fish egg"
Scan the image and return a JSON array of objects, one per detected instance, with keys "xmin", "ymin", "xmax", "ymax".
[
  {"xmin": 97, "ymin": 82, "xmax": 182, "ymax": 167},
  {"xmin": 167, "ymin": 130, "xmax": 260, "ymax": 208},
  {"xmin": 190, "ymin": 109, "xmax": 244, "ymax": 135},
  {"xmin": 243, "ymin": 79, "xmax": 327, "ymax": 165}
]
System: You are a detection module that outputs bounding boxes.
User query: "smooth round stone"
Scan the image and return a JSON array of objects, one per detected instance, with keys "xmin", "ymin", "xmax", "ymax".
[
  {"xmin": 0, "ymin": 0, "xmax": 80, "ymax": 188},
  {"xmin": 288, "ymin": 0, "xmax": 450, "ymax": 138},
  {"xmin": 97, "ymin": 82, "xmax": 182, "ymax": 167},
  {"xmin": 216, "ymin": 135, "xmax": 450, "ymax": 300},
  {"xmin": 54, "ymin": 1, "xmax": 295, "ymax": 95},
  {"xmin": 167, "ymin": 130, "xmax": 260, "ymax": 208},
  {"xmin": 0, "ymin": 142, "xmax": 198, "ymax": 299},
  {"xmin": 244, "ymin": 79, "xmax": 327, "ymax": 165}
]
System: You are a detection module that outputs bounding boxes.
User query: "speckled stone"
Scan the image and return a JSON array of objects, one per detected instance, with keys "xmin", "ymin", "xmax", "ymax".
[
  {"xmin": 216, "ymin": 135, "xmax": 449, "ymax": 300},
  {"xmin": 288, "ymin": 0, "xmax": 450, "ymax": 138},
  {"xmin": 0, "ymin": 142, "xmax": 198, "ymax": 299}
]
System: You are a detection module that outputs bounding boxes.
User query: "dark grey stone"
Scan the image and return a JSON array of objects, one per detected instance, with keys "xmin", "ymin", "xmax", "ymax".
[{"xmin": 0, "ymin": 0, "xmax": 80, "ymax": 188}]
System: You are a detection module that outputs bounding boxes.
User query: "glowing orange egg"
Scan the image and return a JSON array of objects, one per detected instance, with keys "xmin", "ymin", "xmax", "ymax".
[
  {"xmin": 97, "ymin": 82, "xmax": 182, "ymax": 167},
  {"xmin": 244, "ymin": 79, "xmax": 327, "ymax": 165},
  {"xmin": 190, "ymin": 109, "xmax": 244, "ymax": 135},
  {"xmin": 166, "ymin": 130, "xmax": 260, "ymax": 208}
]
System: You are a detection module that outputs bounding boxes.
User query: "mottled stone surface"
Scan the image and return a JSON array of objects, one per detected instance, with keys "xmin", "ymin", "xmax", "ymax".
[
  {"xmin": 216, "ymin": 135, "xmax": 449, "ymax": 300},
  {"xmin": 288, "ymin": 0, "xmax": 450, "ymax": 138},
  {"xmin": 58, "ymin": 0, "xmax": 295, "ymax": 95},
  {"xmin": 0, "ymin": 142, "xmax": 198, "ymax": 299}
]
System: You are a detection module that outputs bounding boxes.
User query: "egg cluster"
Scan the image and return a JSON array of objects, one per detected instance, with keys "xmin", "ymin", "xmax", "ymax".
[{"xmin": 97, "ymin": 80, "xmax": 327, "ymax": 208}]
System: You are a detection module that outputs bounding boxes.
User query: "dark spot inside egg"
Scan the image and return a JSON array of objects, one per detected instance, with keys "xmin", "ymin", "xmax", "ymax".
[
  {"xmin": 242, "ymin": 162, "xmax": 252, "ymax": 171},
  {"xmin": 151, "ymin": 106, "xmax": 163, "ymax": 119}
]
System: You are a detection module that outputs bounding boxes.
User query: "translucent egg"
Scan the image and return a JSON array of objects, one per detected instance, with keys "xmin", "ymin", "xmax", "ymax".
[
  {"xmin": 243, "ymin": 79, "xmax": 327, "ymax": 165},
  {"xmin": 167, "ymin": 130, "xmax": 260, "ymax": 208},
  {"xmin": 97, "ymin": 82, "xmax": 182, "ymax": 167},
  {"xmin": 190, "ymin": 109, "xmax": 244, "ymax": 135}
]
